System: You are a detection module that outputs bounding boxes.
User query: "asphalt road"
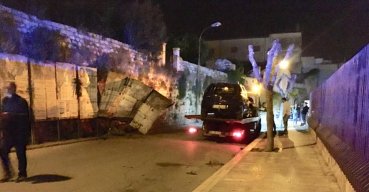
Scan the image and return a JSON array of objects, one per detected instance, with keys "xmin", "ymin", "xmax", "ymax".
[{"xmin": 1, "ymin": 131, "xmax": 244, "ymax": 192}]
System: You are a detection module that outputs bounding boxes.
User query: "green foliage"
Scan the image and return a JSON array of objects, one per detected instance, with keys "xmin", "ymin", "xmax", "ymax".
[
  {"xmin": 92, "ymin": 48, "xmax": 131, "ymax": 82},
  {"xmin": 166, "ymin": 34, "xmax": 210, "ymax": 66},
  {"xmin": 193, "ymin": 78, "xmax": 202, "ymax": 99},
  {"xmin": 177, "ymin": 73, "xmax": 187, "ymax": 99},
  {"xmin": 21, "ymin": 26, "xmax": 70, "ymax": 62},
  {"xmin": 227, "ymin": 67, "xmax": 246, "ymax": 84},
  {"xmin": 0, "ymin": 12, "xmax": 21, "ymax": 54},
  {"xmin": 122, "ymin": 0, "xmax": 167, "ymax": 54},
  {"xmin": 289, "ymin": 88, "xmax": 299, "ymax": 98},
  {"xmin": 290, "ymin": 88, "xmax": 308, "ymax": 104}
]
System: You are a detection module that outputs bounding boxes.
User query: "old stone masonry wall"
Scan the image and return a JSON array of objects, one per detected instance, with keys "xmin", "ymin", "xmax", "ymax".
[
  {"xmin": 0, "ymin": 4, "xmax": 171, "ymax": 97},
  {"xmin": 0, "ymin": 4, "xmax": 228, "ymax": 129},
  {"xmin": 0, "ymin": 4, "xmax": 131, "ymax": 57}
]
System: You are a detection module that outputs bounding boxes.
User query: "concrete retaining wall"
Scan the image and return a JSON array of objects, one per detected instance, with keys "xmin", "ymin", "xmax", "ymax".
[
  {"xmin": 310, "ymin": 129, "xmax": 355, "ymax": 192},
  {"xmin": 310, "ymin": 44, "xmax": 369, "ymax": 192}
]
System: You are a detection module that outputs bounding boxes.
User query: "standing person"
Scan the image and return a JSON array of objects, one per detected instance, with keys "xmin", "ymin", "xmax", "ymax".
[
  {"xmin": 301, "ymin": 102, "xmax": 309, "ymax": 126},
  {"xmin": 281, "ymin": 97, "xmax": 291, "ymax": 135},
  {"xmin": 247, "ymin": 97, "xmax": 258, "ymax": 117},
  {"xmin": 0, "ymin": 82, "xmax": 30, "ymax": 182}
]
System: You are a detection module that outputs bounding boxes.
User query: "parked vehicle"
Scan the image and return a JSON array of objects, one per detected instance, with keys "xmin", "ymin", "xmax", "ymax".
[
  {"xmin": 187, "ymin": 83, "xmax": 261, "ymax": 142},
  {"xmin": 201, "ymin": 83, "xmax": 250, "ymax": 119}
]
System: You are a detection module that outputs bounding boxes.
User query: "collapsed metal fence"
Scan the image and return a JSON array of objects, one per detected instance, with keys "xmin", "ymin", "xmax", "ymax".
[
  {"xmin": 310, "ymin": 44, "xmax": 369, "ymax": 192},
  {"xmin": 0, "ymin": 53, "xmax": 107, "ymax": 144},
  {"xmin": 0, "ymin": 53, "xmax": 173, "ymax": 144}
]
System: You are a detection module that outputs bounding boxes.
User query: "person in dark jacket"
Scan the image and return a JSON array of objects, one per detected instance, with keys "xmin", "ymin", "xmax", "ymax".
[
  {"xmin": 301, "ymin": 102, "xmax": 309, "ymax": 126},
  {"xmin": 0, "ymin": 82, "xmax": 30, "ymax": 182}
]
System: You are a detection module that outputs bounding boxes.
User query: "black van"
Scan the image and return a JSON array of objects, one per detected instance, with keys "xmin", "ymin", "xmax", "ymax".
[{"xmin": 201, "ymin": 83, "xmax": 255, "ymax": 119}]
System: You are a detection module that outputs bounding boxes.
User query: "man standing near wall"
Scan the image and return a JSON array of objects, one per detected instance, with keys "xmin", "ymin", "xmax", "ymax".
[
  {"xmin": 0, "ymin": 82, "xmax": 30, "ymax": 182},
  {"xmin": 281, "ymin": 97, "xmax": 291, "ymax": 135}
]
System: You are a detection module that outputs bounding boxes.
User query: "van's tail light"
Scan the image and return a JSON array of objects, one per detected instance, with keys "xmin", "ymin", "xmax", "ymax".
[
  {"xmin": 188, "ymin": 127, "xmax": 198, "ymax": 134},
  {"xmin": 232, "ymin": 129, "xmax": 244, "ymax": 139}
]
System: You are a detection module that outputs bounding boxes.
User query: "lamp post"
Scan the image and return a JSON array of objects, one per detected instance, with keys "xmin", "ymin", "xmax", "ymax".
[{"xmin": 195, "ymin": 21, "xmax": 222, "ymax": 114}]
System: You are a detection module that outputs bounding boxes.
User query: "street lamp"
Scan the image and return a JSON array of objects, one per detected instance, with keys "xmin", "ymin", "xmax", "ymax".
[
  {"xmin": 279, "ymin": 60, "xmax": 290, "ymax": 69},
  {"xmin": 198, "ymin": 22, "xmax": 222, "ymax": 68},
  {"xmin": 195, "ymin": 21, "xmax": 222, "ymax": 114},
  {"xmin": 252, "ymin": 83, "xmax": 261, "ymax": 94}
]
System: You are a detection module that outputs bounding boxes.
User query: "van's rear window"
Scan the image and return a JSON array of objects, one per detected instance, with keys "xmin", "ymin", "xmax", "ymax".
[{"xmin": 213, "ymin": 86, "xmax": 235, "ymax": 94}]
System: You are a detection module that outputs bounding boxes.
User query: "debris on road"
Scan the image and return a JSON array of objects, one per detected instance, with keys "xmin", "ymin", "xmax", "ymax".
[
  {"xmin": 186, "ymin": 171, "xmax": 198, "ymax": 175},
  {"xmin": 99, "ymin": 75, "xmax": 173, "ymax": 134},
  {"xmin": 206, "ymin": 160, "xmax": 224, "ymax": 167}
]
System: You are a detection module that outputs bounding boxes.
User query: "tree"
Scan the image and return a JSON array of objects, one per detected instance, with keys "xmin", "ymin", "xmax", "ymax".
[
  {"xmin": 166, "ymin": 34, "xmax": 210, "ymax": 66},
  {"xmin": 248, "ymin": 40, "xmax": 294, "ymax": 151},
  {"xmin": 227, "ymin": 67, "xmax": 246, "ymax": 84},
  {"xmin": 92, "ymin": 47, "xmax": 132, "ymax": 82},
  {"xmin": 121, "ymin": 0, "xmax": 167, "ymax": 55}
]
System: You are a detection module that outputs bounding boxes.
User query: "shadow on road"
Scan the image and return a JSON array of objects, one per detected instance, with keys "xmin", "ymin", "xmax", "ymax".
[{"xmin": 26, "ymin": 174, "xmax": 72, "ymax": 184}]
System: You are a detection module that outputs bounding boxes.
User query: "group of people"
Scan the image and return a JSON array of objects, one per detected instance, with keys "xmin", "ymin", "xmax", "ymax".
[
  {"xmin": 281, "ymin": 98, "xmax": 309, "ymax": 135},
  {"xmin": 292, "ymin": 102, "xmax": 309, "ymax": 126}
]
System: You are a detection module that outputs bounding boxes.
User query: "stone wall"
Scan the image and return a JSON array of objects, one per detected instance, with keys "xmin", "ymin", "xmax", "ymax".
[
  {"xmin": 0, "ymin": 4, "xmax": 131, "ymax": 57},
  {"xmin": 0, "ymin": 4, "xmax": 229, "ymax": 129},
  {"xmin": 168, "ymin": 50, "xmax": 228, "ymax": 127},
  {"xmin": 0, "ymin": 4, "xmax": 171, "ymax": 98}
]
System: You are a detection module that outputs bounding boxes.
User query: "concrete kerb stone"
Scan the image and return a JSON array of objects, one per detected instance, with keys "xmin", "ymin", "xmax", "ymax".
[
  {"xmin": 192, "ymin": 133, "xmax": 265, "ymax": 192},
  {"xmin": 311, "ymin": 127, "xmax": 355, "ymax": 192},
  {"xmin": 14, "ymin": 137, "xmax": 101, "ymax": 152}
]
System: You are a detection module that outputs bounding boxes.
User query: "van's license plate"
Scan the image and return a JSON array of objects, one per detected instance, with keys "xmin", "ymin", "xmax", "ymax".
[
  {"xmin": 209, "ymin": 131, "xmax": 221, "ymax": 135},
  {"xmin": 212, "ymin": 104, "xmax": 227, "ymax": 109}
]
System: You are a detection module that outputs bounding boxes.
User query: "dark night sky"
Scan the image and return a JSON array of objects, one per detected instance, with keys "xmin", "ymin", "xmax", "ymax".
[
  {"xmin": 156, "ymin": 0, "xmax": 369, "ymax": 62},
  {"xmin": 2, "ymin": 0, "xmax": 369, "ymax": 62}
]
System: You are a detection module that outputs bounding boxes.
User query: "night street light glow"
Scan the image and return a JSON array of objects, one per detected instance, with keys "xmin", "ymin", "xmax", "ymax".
[
  {"xmin": 252, "ymin": 84, "xmax": 261, "ymax": 94},
  {"xmin": 279, "ymin": 60, "xmax": 289, "ymax": 69},
  {"xmin": 211, "ymin": 22, "xmax": 222, "ymax": 27}
]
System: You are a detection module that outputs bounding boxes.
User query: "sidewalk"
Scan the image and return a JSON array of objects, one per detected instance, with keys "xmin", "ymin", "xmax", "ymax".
[{"xmin": 194, "ymin": 126, "xmax": 341, "ymax": 192}]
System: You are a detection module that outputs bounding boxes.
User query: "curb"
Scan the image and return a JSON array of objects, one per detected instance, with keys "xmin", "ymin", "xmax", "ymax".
[
  {"xmin": 21, "ymin": 137, "xmax": 102, "ymax": 151},
  {"xmin": 193, "ymin": 133, "xmax": 265, "ymax": 192}
]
